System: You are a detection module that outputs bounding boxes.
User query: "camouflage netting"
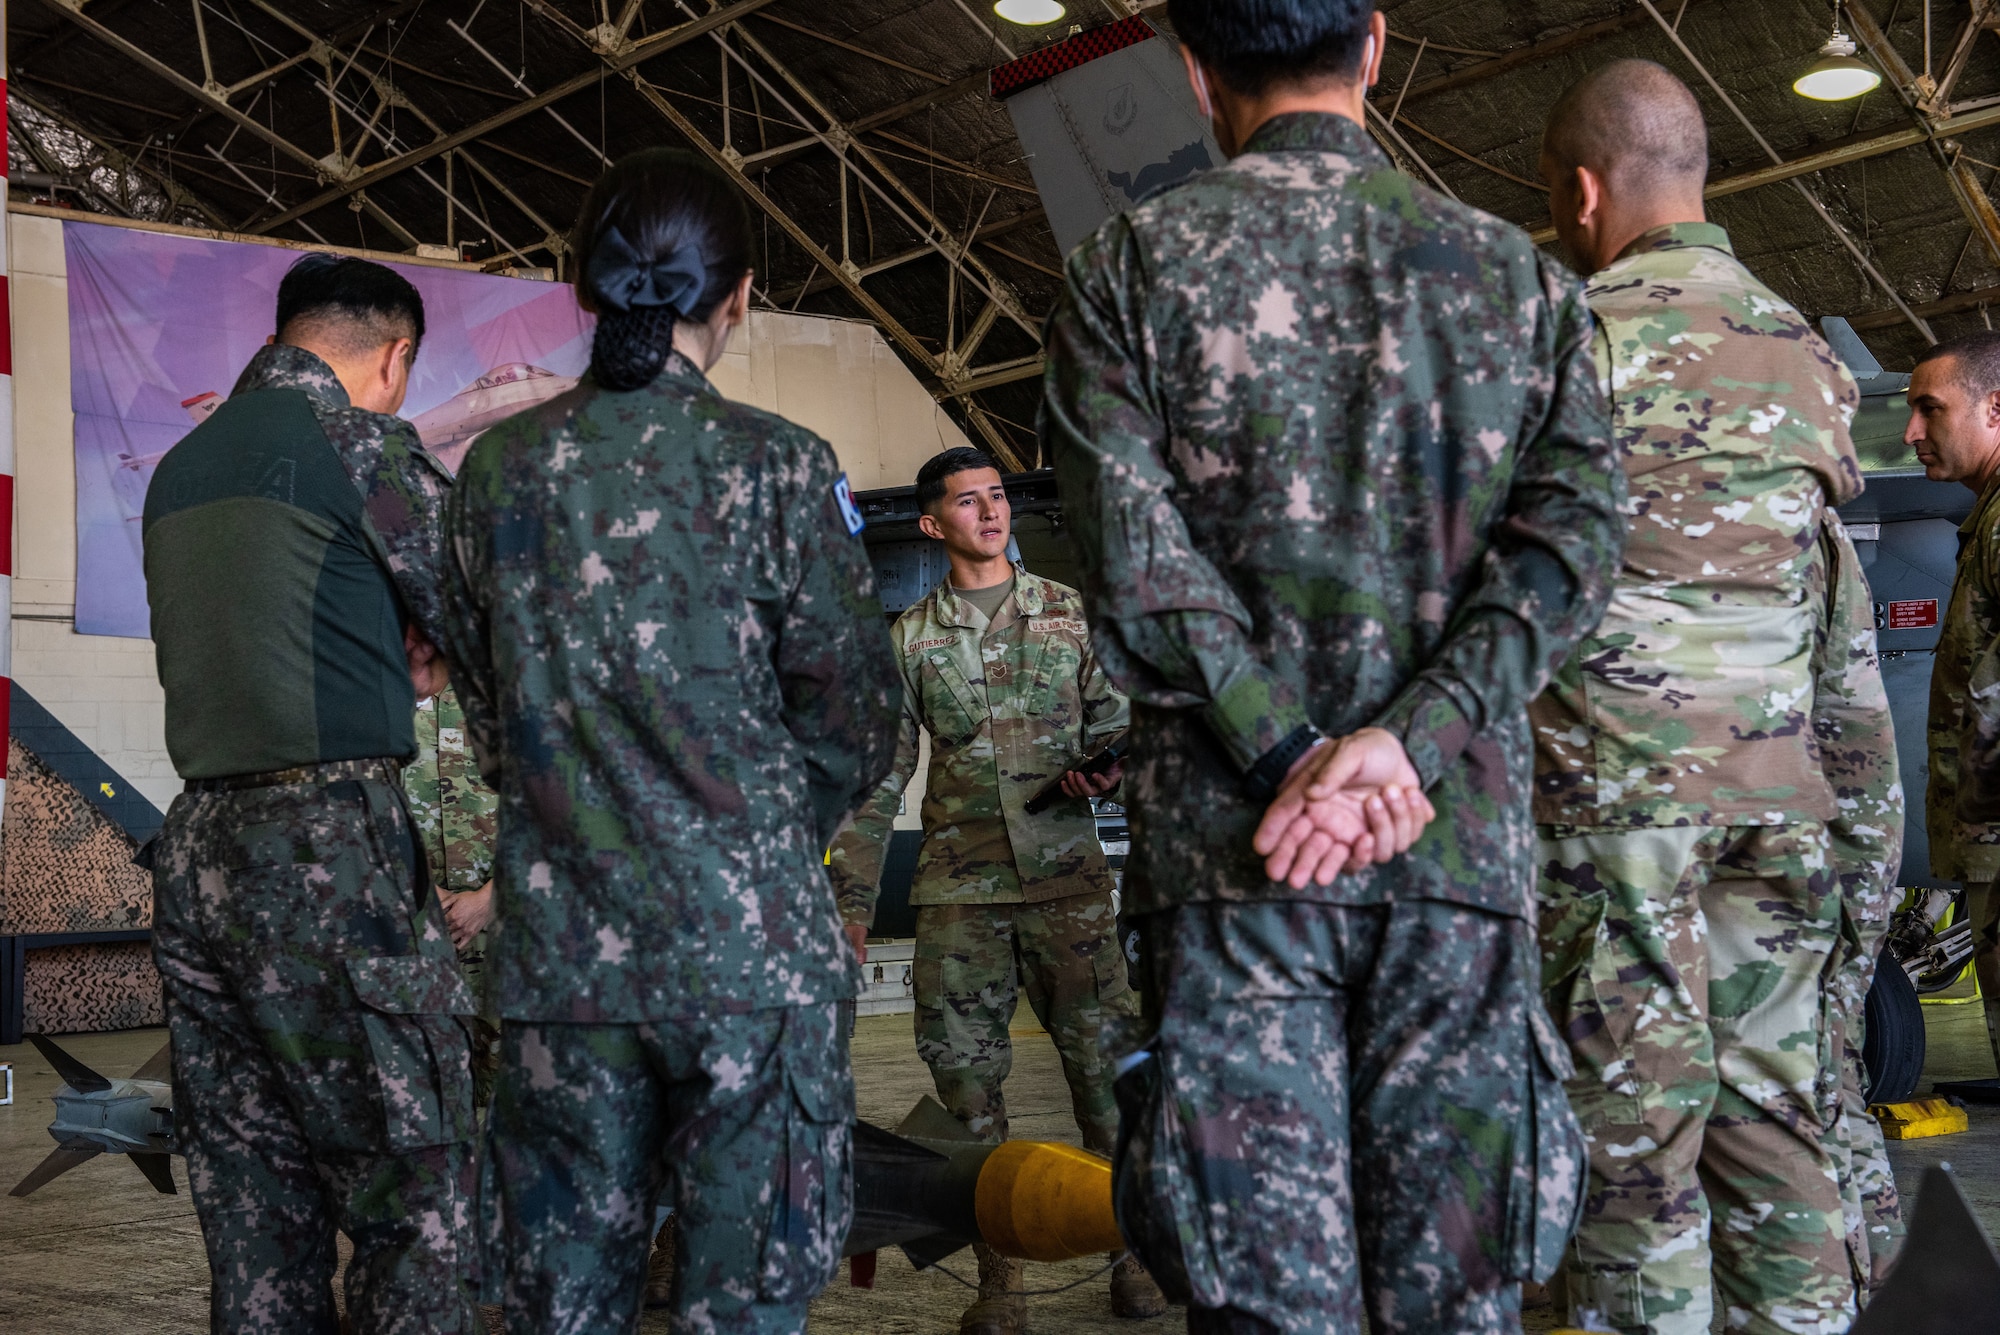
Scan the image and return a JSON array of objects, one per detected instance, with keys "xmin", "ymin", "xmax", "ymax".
[
  {"xmin": 0, "ymin": 738, "xmax": 159, "ymax": 1034},
  {"xmin": 22, "ymin": 941, "xmax": 164, "ymax": 1033}
]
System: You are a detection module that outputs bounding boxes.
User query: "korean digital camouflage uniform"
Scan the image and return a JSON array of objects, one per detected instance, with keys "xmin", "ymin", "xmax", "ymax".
[
  {"xmin": 143, "ymin": 342, "xmax": 476, "ymax": 1334},
  {"xmin": 828, "ymin": 569, "xmax": 1135, "ymax": 1156},
  {"xmin": 438, "ymin": 347, "xmax": 901, "ymax": 1335},
  {"xmin": 1927, "ymin": 472, "xmax": 2000, "ymax": 1072},
  {"xmin": 1809, "ymin": 523, "xmax": 1905, "ymax": 1291},
  {"xmin": 403, "ymin": 686, "xmax": 501, "ymax": 1103},
  {"xmin": 1529, "ymin": 223, "xmax": 1884, "ymax": 1335},
  {"xmin": 1044, "ymin": 112, "xmax": 1625, "ymax": 1335}
]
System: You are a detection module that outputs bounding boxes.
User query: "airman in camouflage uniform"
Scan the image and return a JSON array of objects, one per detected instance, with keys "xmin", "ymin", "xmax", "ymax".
[
  {"xmin": 828, "ymin": 565, "xmax": 1134, "ymax": 1148},
  {"xmin": 403, "ymin": 686, "xmax": 501, "ymax": 1102},
  {"xmin": 829, "ymin": 448, "xmax": 1155, "ymax": 1331},
  {"xmin": 1810, "ymin": 523, "xmax": 1905, "ymax": 1292},
  {"xmin": 1043, "ymin": 8, "xmax": 1626, "ymax": 1329},
  {"xmin": 144, "ymin": 257, "xmax": 477, "ymax": 1334},
  {"xmin": 438, "ymin": 149, "xmax": 901, "ymax": 1335},
  {"xmin": 1530, "ymin": 61, "xmax": 1885, "ymax": 1335},
  {"xmin": 1914, "ymin": 331, "xmax": 2000, "ymax": 1077}
]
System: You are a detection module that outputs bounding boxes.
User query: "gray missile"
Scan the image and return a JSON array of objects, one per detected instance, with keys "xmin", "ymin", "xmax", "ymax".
[{"xmin": 9, "ymin": 1034, "xmax": 177, "ymax": 1197}]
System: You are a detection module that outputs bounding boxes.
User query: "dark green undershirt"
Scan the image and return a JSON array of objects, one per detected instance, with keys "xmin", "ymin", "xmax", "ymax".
[{"xmin": 954, "ymin": 573, "xmax": 1015, "ymax": 627}]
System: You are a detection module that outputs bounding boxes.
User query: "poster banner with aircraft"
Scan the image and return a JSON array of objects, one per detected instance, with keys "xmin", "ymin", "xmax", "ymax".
[{"xmin": 65, "ymin": 220, "xmax": 592, "ymax": 638}]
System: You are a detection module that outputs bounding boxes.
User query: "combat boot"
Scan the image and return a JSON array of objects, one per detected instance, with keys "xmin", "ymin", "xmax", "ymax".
[
  {"xmin": 959, "ymin": 1243, "xmax": 1026, "ymax": 1335},
  {"xmin": 644, "ymin": 1214, "xmax": 678, "ymax": 1309},
  {"xmin": 1111, "ymin": 1252, "xmax": 1167, "ymax": 1318}
]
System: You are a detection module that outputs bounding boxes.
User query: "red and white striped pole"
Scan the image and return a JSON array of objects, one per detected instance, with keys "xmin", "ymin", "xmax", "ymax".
[{"xmin": 0, "ymin": 1, "xmax": 16, "ymax": 820}]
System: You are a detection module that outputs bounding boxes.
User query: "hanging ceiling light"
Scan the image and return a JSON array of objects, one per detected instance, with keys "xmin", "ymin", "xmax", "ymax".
[
  {"xmin": 1793, "ymin": 14, "xmax": 1882, "ymax": 101},
  {"xmin": 994, "ymin": 0, "xmax": 1066, "ymax": 25}
]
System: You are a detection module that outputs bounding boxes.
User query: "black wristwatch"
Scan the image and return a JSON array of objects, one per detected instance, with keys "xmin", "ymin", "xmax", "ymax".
[{"xmin": 1244, "ymin": 723, "xmax": 1325, "ymax": 803}]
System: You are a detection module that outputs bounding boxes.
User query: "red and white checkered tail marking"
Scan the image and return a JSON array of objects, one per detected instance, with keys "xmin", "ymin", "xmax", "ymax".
[{"xmin": 0, "ymin": 33, "xmax": 16, "ymax": 817}]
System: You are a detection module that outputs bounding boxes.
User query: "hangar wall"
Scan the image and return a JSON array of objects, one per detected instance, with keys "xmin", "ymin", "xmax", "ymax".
[{"xmin": 5, "ymin": 207, "xmax": 970, "ymax": 818}]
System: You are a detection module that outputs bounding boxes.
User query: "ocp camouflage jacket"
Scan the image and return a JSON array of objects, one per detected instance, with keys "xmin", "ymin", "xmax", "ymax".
[
  {"xmin": 1531, "ymin": 223, "xmax": 1865, "ymax": 829},
  {"xmin": 404, "ymin": 686, "xmax": 498, "ymax": 897},
  {"xmin": 829, "ymin": 569, "xmax": 1127, "ymax": 922},
  {"xmin": 1929, "ymin": 474, "xmax": 2000, "ymax": 879}
]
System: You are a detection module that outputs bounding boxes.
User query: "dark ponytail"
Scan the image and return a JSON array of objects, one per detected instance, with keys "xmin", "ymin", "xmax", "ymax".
[{"xmin": 572, "ymin": 148, "xmax": 754, "ymax": 392}]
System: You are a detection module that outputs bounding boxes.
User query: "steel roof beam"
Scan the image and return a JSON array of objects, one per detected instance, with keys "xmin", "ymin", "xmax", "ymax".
[
  {"xmin": 1637, "ymin": 0, "xmax": 1936, "ymax": 342},
  {"xmin": 31, "ymin": 0, "xmax": 420, "ymax": 247},
  {"xmin": 1929, "ymin": 0, "xmax": 1999, "ymax": 111},
  {"xmin": 737, "ymin": 72, "xmax": 989, "ymax": 175},
  {"xmin": 1372, "ymin": 0, "xmax": 1725, "ymax": 109},
  {"xmin": 239, "ymin": 0, "xmax": 782, "ymax": 237},
  {"xmin": 611, "ymin": 63, "xmax": 1031, "ymax": 467},
  {"xmin": 8, "ymin": 85, "xmax": 232, "ymax": 228},
  {"xmin": 688, "ymin": 11, "xmax": 1041, "ymax": 344},
  {"xmin": 1847, "ymin": 0, "xmax": 2000, "ymax": 275},
  {"xmin": 767, "ymin": 209, "xmax": 1041, "ymax": 304},
  {"xmin": 1848, "ymin": 281, "xmax": 2000, "ymax": 331}
]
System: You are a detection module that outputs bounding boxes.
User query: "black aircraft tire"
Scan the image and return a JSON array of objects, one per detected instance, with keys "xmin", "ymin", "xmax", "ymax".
[{"xmin": 1863, "ymin": 947, "xmax": 1927, "ymax": 1106}]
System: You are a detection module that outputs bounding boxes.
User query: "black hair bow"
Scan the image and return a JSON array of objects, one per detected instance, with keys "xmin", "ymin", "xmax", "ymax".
[{"xmin": 586, "ymin": 225, "xmax": 706, "ymax": 315}]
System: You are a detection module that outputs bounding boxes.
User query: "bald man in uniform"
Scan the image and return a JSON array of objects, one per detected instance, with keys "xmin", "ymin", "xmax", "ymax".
[{"xmin": 1530, "ymin": 60, "xmax": 1898, "ymax": 1335}]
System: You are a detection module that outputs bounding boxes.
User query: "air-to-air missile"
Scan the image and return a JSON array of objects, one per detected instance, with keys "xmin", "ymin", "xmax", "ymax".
[
  {"xmin": 845, "ymin": 1095, "xmax": 1122, "ymax": 1280},
  {"xmin": 4, "ymin": 1038, "xmax": 1118, "ymax": 1271},
  {"xmin": 8, "ymin": 1034, "xmax": 177, "ymax": 1198}
]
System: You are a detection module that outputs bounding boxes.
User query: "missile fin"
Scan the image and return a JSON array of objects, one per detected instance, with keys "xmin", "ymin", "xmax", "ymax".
[
  {"xmin": 9, "ymin": 1142, "xmax": 102, "ymax": 1197},
  {"xmin": 900, "ymin": 1231, "xmax": 977, "ymax": 1270},
  {"xmin": 1853, "ymin": 1164, "xmax": 2000, "ymax": 1333},
  {"xmin": 894, "ymin": 1094, "xmax": 981, "ymax": 1144},
  {"xmin": 130, "ymin": 1041, "xmax": 173, "ymax": 1083},
  {"xmin": 29, "ymin": 1034, "xmax": 112, "ymax": 1093},
  {"xmin": 846, "ymin": 1113, "xmax": 991, "ymax": 1262},
  {"xmin": 130, "ymin": 1152, "xmax": 179, "ymax": 1195}
]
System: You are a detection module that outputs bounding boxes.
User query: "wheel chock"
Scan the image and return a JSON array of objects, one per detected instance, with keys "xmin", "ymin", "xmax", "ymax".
[{"xmin": 1869, "ymin": 1098, "xmax": 1970, "ymax": 1139}]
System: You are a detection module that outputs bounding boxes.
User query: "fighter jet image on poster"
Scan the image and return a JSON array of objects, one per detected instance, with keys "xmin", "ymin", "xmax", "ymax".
[
  {"xmin": 992, "ymin": 16, "xmax": 1223, "ymax": 257},
  {"xmin": 410, "ymin": 362, "xmax": 578, "ymax": 474},
  {"xmin": 106, "ymin": 391, "xmax": 222, "ymax": 520},
  {"xmin": 9, "ymin": 1035, "xmax": 177, "ymax": 1197}
]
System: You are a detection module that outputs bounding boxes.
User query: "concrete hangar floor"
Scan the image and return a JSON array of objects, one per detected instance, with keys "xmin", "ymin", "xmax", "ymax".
[{"xmin": 3, "ymin": 1005, "xmax": 1998, "ymax": 1334}]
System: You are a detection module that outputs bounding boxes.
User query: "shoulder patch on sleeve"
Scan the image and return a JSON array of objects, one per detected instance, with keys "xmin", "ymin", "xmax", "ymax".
[{"xmin": 832, "ymin": 473, "xmax": 866, "ymax": 536}]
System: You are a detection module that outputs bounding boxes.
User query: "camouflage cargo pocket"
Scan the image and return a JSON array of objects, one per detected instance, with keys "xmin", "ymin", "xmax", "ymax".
[
  {"xmin": 1092, "ymin": 941, "xmax": 1132, "ymax": 1002},
  {"xmin": 1536, "ymin": 882, "xmax": 1607, "ymax": 997},
  {"xmin": 918, "ymin": 652, "xmax": 982, "ymax": 744},
  {"xmin": 759, "ymin": 1062, "xmax": 854, "ymax": 1303},
  {"xmin": 1110, "ymin": 1046, "xmax": 1225, "ymax": 1308},
  {"xmin": 346, "ymin": 954, "xmax": 477, "ymax": 1151},
  {"xmin": 1502, "ymin": 999, "xmax": 1586, "ymax": 1282}
]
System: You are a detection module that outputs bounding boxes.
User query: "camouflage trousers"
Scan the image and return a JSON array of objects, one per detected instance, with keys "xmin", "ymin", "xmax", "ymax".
[
  {"xmin": 489, "ymin": 1003, "xmax": 852, "ymax": 1335},
  {"xmin": 1113, "ymin": 899, "xmax": 1583, "ymax": 1335},
  {"xmin": 1537, "ymin": 823, "xmax": 1850, "ymax": 1335},
  {"xmin": 1821, "ymin": 913, "xmax": 1901, "ymax": 1292},
  {"xmin": 913, "ymin": 892, "xmax": 1137, "ymax": 1151},
  {"xmin": 149, "ymin": 768, "xmax": 479, "ymax": 1335},
  {"xmin": 1959, "ymin": 882, "xmax": 2000, "ymax": 1073}
]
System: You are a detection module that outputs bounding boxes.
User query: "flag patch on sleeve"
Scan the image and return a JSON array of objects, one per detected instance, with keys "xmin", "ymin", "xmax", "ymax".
[{"xmin": 833, "ymin": 473, "xmax": 866, "ymax": 536}]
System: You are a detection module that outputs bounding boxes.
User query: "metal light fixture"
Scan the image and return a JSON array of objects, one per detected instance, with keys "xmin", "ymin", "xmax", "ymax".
[
  {"xmin": 1794, "ymin": 13, "xmax": 1882, "ymax": 100},
  {"xmin": 994, "ymin": 0, "xmax": 1066, "ymax": 25}
]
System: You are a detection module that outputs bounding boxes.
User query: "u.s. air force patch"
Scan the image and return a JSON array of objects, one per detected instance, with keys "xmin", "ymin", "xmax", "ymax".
[
  {"xmin": 1029, "ymin": 615, "xmax": 1088, "ymax": 636},
  {"xmin": 832, "ymin": 473, "xmax": 866, "ymax": 536}
]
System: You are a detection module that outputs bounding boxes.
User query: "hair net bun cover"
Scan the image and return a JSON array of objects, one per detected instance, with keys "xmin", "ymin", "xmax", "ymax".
[{"xmin": 586, "ymin": 224, "xmax": 707, "ymax": 315}]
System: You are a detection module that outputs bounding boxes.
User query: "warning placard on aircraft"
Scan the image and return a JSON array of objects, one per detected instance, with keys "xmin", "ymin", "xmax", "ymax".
[{"xmin": 1888, "ymin": 599, "xmax": 1940, "ymax": 630}]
